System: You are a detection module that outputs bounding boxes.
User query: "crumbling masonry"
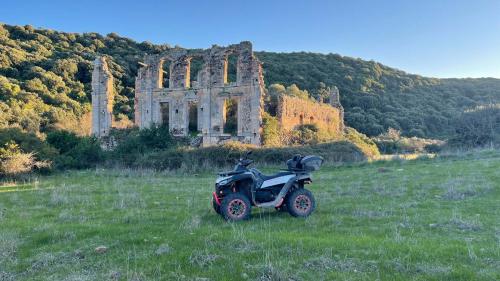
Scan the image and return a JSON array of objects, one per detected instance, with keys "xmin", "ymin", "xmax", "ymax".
[
  {"xmin": 91, "ymin": 57, "xmax": 114, "ymax": 137},
  {"xmin": 277, "ymin": 87, "xmax": 344, "ymax": 135},
  {"xmin": 91, "ymin": 41, "xmax": 344, "ymax": 146},
  {"xmin": 134, "ymin": 41, "xmax": 263, "ymax": 146}
]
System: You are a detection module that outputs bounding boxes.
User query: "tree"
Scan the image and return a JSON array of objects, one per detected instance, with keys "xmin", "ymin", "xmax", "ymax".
[
  {"xmin": 285, "ymin": 84, "xmax": 309, "ymax": 100},
  {"xmin": 313, "ymin": 82, "xmax": 330, "ymax": 103},
  {"xmin": 265, "ymin": 83, "xmax": 286, "ymax": 116},
  {"xmin": 1, "ymin": 22, "xmax": 500, "ymax": 143}
]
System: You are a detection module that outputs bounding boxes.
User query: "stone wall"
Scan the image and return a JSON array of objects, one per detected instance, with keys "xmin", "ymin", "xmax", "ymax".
[{"xmin": 277, "ymin": 95, "xmax": 344, "ymax": 136}]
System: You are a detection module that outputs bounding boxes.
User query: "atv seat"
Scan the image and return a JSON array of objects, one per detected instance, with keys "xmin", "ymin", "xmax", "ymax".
[{"xmin": 251, "ymin": 169, "xmax": 293, "ymax": 181}]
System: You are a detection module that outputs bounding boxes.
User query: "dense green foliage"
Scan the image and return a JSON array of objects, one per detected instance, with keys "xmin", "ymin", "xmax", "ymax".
[
  {"xmin": 46, "ymin": 130, "xmax": 103, "ymax": 169},
  {"xmin": 130, "ymin": 140, "xmax": 374, "ymax": 171},
  {"xmin": 106, "ymin": 126, "xmax": 378, "ymax": 170},
  {"xmin": 107, "ymin": 125, "xmax": 189, "ymax": 166},
  {"xmin": 0, "ymin": 23, "xmax": 167, "ymax": 134},
  {"xmin": 1, "ymin": 23, "xmax": 499, "ymax": 140},
  {"xmin": 343, "ymin": 127, "xmax": 381, "ymax": 159},
  {"xmin": 0, "ymin": 124, "xmax": 379, "ymax": 175},
  {"xmin": 448, "ymin": 104, "xmax": 500, "ymax": 148},
  {"xmin": 261, "ymin": 112, "xmax": 281, "ymax": 146},
  {"xmin": 0, "ymin": 127, "xmax": 57, "ymax": 160},
  {"xmin": 0, "ymin": 127, "xmax": 104, "ymax": 176},
  {"xmin": 1, "ymin": 150, "xmax": 499, "ymax": 280},
  {"xmin": 259, "ymin": 51, "xmax": 500, "ymax": 138}
]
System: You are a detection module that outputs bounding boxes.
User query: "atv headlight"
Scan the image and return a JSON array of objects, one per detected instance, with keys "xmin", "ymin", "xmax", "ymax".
[{"xmin": 216, "ymin": 176, "xmax": 232, "ymax": 186}]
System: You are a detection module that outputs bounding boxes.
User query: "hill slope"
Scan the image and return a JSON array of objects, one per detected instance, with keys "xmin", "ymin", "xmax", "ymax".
[{"xmin": 1, "ymin": 23, "xmax": 499, "ymax": 138}]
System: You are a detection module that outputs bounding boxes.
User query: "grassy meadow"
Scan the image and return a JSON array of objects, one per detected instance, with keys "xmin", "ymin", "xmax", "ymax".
[{"xmin": 0, "ymin": 150, "xmax": 499, "ymax": 280}]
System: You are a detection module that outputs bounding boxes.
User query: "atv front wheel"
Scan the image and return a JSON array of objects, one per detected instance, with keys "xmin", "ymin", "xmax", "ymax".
[
  {"xmin": 220, "ymin": 193, "xmax": 251, "ymax": 221},
  {"xmin": 286, "ymin": 188, "xmax": 315, "ymax": 217}
]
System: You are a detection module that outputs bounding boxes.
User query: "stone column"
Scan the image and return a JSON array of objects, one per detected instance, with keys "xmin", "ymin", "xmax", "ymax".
[
  {"xmin": 138, "ymin": 56, "xmax": 162, "ymax": 128},
  {"xmin": 91, "ymin": 56, "xmax": 114, "ymax": 137},
  {"xmin": 329, "ymin": 86, "xmax": 341, "ymax": 107},
  {"xmin": 237, "ymin": 41, "xmax": 253, "ymax": 85}
]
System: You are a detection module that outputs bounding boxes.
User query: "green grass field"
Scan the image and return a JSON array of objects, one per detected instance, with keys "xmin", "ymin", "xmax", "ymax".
[{"xmin": 1, "ymin": 150, "xmax": 499, "ymax": 280}]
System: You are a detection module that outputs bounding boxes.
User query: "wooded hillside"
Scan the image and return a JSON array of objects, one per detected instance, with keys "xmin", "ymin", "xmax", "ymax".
[{"xmin": 1, "ymin": 23, "xmax": 499, "ymax": 138}]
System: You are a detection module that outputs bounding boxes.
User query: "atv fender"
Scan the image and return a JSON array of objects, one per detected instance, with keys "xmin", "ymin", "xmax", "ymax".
[{"xmin": 217, "ymin": 172, "xmax": 256, "ymax": 201}]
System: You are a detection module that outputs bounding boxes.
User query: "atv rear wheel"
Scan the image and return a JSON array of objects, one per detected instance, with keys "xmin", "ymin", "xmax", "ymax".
[
  {"xmin": 286, "ymin": 188, "xmax": 315, "ymax": 217},
  {"xmin": 212, "ymin": 197, "xmax": 221, "ymax": 214},
  {"xmin": 220, "ymin": 193, "xmax": 251, "ymax": 221}
]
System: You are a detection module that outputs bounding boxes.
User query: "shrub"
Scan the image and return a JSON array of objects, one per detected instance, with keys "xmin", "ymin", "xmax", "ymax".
[
  {"xmin": 67, "ymin": 137, "xmax": 103, "ymax": 169},
  {"xmin": 344, "ymin": 127, "xmax": 380, "ymax": 159},
  {"xmin": 261, "ymin": 113, "xmax": 281, "ymax": 147},
  {"xmin": 111, "ymin": 125, "xmax": 187, "ymax": 152},
  {"xmin": 290, "ymin": 124, "xmax": 320, "ymax": 145},
  {"xmin": 373, "ymin": 128, "xmax": 445, "ymax": 154},
  {"xmin": 46, "ymin": 130, "xmax": 103, "ymax": 169},
  {"xmin": 46, "ymin": 130, "xmax": 80, "ymax": 154},
  {"xmin": 0, "ymin": 141, "xmax": 50, "ymax": 177},
  {"xmin": 108, "ymin": 125, "xmax": 188, "ymax": 165}
]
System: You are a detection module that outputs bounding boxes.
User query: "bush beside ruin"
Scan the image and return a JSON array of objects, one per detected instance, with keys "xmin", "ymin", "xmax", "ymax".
[{"xmin": 0, "ymin": 141, "xmax": 50, "ymax": 177}]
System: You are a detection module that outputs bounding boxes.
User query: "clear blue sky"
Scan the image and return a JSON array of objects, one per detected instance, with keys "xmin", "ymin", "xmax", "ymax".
[{"xmin": 1, "ymin": 0, "xmax": 499, "ymax": 78}]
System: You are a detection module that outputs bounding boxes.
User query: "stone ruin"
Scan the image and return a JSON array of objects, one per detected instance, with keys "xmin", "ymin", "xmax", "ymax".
[
  {"xmin": 277, "ymin": 88, "xmax": 344, "ymax": 136},
  {"xmin": 91, "ymin": 57, "xmax": 114, "ymax": 137},
  {"xmin": 91, "ymin": 41, "xmax": 345, "ymax": 146}
]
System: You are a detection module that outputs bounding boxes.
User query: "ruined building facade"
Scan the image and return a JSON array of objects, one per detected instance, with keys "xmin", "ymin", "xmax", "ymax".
[
  {"xmin": 91, "ymin": 57, "xmax": 114, "ymax": 137},
  {"xmin": 134, "ymin": 41, "xmax": 263, "ymax": 146},
  {"xmin": 91, "ymin": 41, "xmax": 344, "ymax": 146}
]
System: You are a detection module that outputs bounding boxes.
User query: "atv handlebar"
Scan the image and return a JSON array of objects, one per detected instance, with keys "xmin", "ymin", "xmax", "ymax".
[
  {"xmin": 237, "ymin": 151, "xmax": 253, "ymax": 165},
  {"xmin": 238, "ymin": 159, "xmax": 253, "ymax": 166}
]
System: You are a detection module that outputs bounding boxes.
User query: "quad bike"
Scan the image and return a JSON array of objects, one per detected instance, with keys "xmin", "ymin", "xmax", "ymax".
[{"xmin": 212, "ymin": 152, "xmax": 323, "ymax": 221}]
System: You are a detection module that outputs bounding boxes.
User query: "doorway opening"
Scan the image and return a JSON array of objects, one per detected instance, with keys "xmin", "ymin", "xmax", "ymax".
[
  {"xmin": 188, "ymin": 101, "xmax": 199, "ymax": 135},
  {"xmin": 223, "ymin": 98, "xmax": 238, "ymax": 135},
  {"xmin": 160, "ymin": 102, "xmax": 169, "ymax": 129}
]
